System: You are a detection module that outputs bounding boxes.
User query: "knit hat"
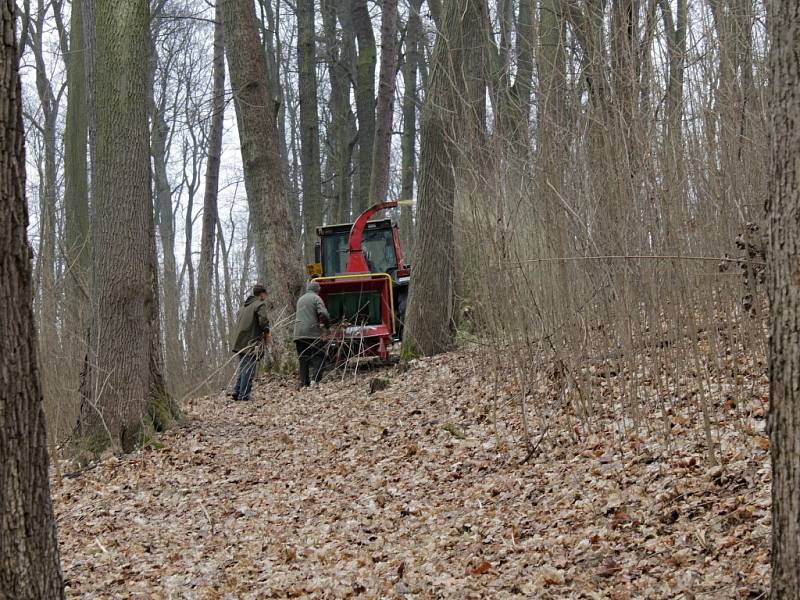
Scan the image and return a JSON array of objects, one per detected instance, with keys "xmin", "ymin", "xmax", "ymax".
[
  {"xmin": 253, "ymin": 283, "xmax": 267, "ymax": 296},
  {"xmin": 307, "ymin": 281, "xmax": 321, "ymax": 293}
]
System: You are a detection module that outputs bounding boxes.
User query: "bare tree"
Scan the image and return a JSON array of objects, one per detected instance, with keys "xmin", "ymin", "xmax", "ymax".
[
  {"xmin": 0, "ymin": 2, "xmax": 64, "ymax": 594},
  {"xmin": 400, "ymin": 0, "xmax": 423, "ymax": 254},
  {"xmin": 369, "ymin": 0, "xmax": 399, "ymax": 205},
  {"xmin": 352, "ymin": 0, "xmax": 376, "ymax": 212},
  {"xmin": 404, "ymin": 0, "xmax": 488, "ymax": 356},
  {"xmin": 191, "ymin": 0, "xmax": 225, "ymax": 379},
  {"xmin": 768, "ymin": 1, "xmax": 800, "ymax": 596},
  {"xmin": 322, "ymin": 0, "xmax": 356, "ymax": 222},
  {"xmin": 63, "ymin": 0, "xmax": 90, "ymax": 399},
  {"xmin": 25, "ymin": 0, "xmax": 63, "ymax": 395},
  {"xmin": 297, "ymin": 0, "xmax": 322, "ymax": 261},
  {"xmin": 81, "ymin": 0, "xmax": 174, "ymax": 451},
  {"xmin": 149, "ymin": 5, "xmax": 184, "ymax": 390},
  {"xmin": 222, "ymin": 0, "xmax": 304, "ymax": 344}
]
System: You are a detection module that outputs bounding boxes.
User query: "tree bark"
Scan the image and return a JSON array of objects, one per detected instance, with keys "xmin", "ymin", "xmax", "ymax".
[
  {"xmin": 404, "ymin": 0, "xmax": 488, "ymax": 356},
  {"xmin": 658, "ymin": 0, "xmax": 687, "ymax": 250},
  {"xmin": 0, "ymin": 2, "xmax": 64, "ymax": 594},
  {"xmin": 222, "ymin": 0, "xmax": 304, "ymax": 343},
  {"xmin": 297, "ymin": 0, "xmax": 322, "ymax": 261},
  {"xmin": 64, "ymin": 0, "xmax": 90, "ymax": 379},
  {"xmin": 537, "ymin": 0, "xmax": 569, "ymax": 298},
  {"xmin": 352, "ymin": 0, "xmax": 376, "ymax": 213},
  {"xmin": 191, "ymin": 0, "xmax": 224, "ymax": 378},
  {"xmin": 81, "ymin": 0, "xmax": 171, "ymax": 451},
  {"xmin": 27, "ymin": 0, "xmax": 60, "ymax": 383},
  {"xmin": 768, "ymin": 2, "xmax": 800, "ymax": 597},
  {"xmin": 323, "ymin": 0, "xmax": 356, "ymax": 222},
  {"xmin": 148, "ymin": 41, "xmax": 183, "ymax": 391},
  {"xmin": 427, "ymin": 0, "xmax": 442, "ymax": 29},
  {"xmin": 400, "ymin": 0, "xmax": 423, "ymax": 257},
  {"xmin": 369, "ymin": 0, "xmax": 399, "ymax": 205}
]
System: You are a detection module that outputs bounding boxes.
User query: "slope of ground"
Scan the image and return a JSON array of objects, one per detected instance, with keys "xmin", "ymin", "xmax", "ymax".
[{"xmin": 53, "ymin": 349, "xmax": 771, "ymax": 599}]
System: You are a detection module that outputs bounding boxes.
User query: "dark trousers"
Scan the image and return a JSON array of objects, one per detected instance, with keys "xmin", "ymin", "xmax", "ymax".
[
  {"xmin": 295, "ymin": 339, "xmax": 325, "ymax": 387},
  {"xmin": 233, "ymin": 353, "xmax": 258, "ymax": 400}
]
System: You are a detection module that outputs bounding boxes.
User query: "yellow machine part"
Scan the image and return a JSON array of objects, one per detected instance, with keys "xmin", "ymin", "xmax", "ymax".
[{"xmin": 306, "ymin": 262, "xmax": 323, "ymax": 277}]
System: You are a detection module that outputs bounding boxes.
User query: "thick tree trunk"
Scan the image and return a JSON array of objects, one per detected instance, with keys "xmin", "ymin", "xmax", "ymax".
[
  {"xmin": 768, "ymin": 2, "xmax": 800, "ymax": 597},
  {"xmin": 81, "ymin": 0, "xmax": 172, "ymax": 451},
  {"xmin": 404, "ymin": 0, "xmax": 487, "ymax": 356},
  {"xmin": 191, "ymin": 2, "xmax": 224, "ymax": 379},
  {"xmin": 297, "ymin": 0, "xmax": 322, "ymax": 261},
  {"xmin": 352, "ymin": 0, "xmax": 376, "ymax": 213},
  {"xmin": 222, "ymin": 0, "xmax": 304, "ymax": 343},
  {"xmin": 0, "ymin": 3, "xmax": 64, "ymax": 594},
  {"xmin": 369, "ymin": 0, "xmax": 399, "ymax": 205}
]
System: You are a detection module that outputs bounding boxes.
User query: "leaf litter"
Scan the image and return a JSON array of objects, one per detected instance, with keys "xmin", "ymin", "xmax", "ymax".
[{"xmin": 53, "ymin": 347, "xmax": 771, "ymax": 598}]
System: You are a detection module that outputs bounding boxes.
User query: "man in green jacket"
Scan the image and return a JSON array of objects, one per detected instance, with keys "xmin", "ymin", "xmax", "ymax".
[
  {"xmin": 229, "ymin": 284, "xmax": 270, "ymax": 401},
  {"xmin": 293, "ymin": 281, "xmax": 330, "ymax": 387}
]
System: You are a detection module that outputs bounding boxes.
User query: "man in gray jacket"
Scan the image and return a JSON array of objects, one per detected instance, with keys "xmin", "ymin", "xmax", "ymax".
[{"xmin": 293, "ymin": 280, "xmax": 330, "ymax": 387}]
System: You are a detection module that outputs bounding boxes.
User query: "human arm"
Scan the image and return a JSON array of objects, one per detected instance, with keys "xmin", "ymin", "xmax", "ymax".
[
  {"xmin": 315, "ymin": 296, "xmax": 330, "ymax": 327},
  {"xmin": 257, "ymin": 303, "xmax": 271, "ymax": 335}
]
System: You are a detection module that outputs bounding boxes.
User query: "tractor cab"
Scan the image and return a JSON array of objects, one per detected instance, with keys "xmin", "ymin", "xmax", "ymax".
[
  {"xmin": 314, "ymin": 219, "xmax": 408, "ymax": 281},
  {"xmin": 306, "ymin": 202, "xmax": 411, "ymax": 361}
]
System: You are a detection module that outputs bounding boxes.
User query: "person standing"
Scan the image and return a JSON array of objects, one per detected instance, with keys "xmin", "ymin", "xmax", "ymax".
[
  {"xmin": 293, "ymin": 281, "xmax": 330, "ymax": 387},
  {"xmin": 229, "ymin": 283, "xmax": 270, "ymax": 401}
]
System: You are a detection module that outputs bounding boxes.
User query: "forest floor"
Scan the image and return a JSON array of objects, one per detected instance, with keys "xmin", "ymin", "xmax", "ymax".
[{"xmin": 53, "ymin": 347, "xmax": 771, "ymax": 599}]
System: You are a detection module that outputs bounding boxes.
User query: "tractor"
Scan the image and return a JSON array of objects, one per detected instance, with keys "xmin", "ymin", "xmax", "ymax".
[{"xmin": 306, "ymin": 201, "xmax": 411, "ymax": 362}]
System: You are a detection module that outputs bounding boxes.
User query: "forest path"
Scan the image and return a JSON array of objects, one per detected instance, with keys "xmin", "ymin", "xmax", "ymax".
[{"xmin": 54, "ymin": 350, "xmax": 771, "ymax": 598}]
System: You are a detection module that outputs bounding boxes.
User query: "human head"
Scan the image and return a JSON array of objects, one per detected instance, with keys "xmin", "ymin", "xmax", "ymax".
[
  {"xmin": 252, "ymin": 283, "xmax": 267, "ymax": 300},
  {"xmin": 307, "ymin": 280, "xmax": 321, "ymax": 294}
]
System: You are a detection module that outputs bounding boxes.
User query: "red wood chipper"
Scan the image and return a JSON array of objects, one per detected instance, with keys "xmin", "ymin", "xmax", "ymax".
[{"xmin": 306, "ymin": 201, "xmax": 411, "ymax": 362}]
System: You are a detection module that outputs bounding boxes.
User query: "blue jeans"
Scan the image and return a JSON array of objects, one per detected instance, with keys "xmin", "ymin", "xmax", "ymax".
[{"xmin": 233, "ymin": 353, "xmax": 258, "ymax": 401}]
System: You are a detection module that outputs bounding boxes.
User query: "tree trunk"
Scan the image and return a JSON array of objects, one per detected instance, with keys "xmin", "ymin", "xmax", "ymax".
[
  {"xmin": 81, "ymin": 0, "xmax": 173, "ymax": 451},
  {"xmin": 27, "ymin": 0, "xmax": 60, "ymax": 392},
  {"xmin": 149, "ymin": 51, "xmax": 183, "ymax": 391},
  {"xmin": 369, "ymin": 0, "xmax": 399, "ymax": 205},
  {"xmin": 404, "ymin": 0, "xmax": 487, "ymax": 356},
  {"xmin": 536, "ymin": 0, "xmax": 569, "ymax": 300},
  {"xmin": 82, "ymin": 0, "xmax": 96, "ymax": 183},
  {"xmin": 297, "ymin": 0, "xmax": 322, "ymax": 261},
  {"xmin": 323, "ymin": 0, "xmax": 356, "ymax": 222},
  {"xmin": 352, "ymin": 0, "xmax": 376, "ymax": 213},
  {"xmin": 64, "ymin": 0, "xmax": 90, "ymax": 399},
  {"xmin": 400, "ymin": 0, "xmax": 422, "ymax": 257},
  {"xmin": 659, "ymin": 0, "xmax": 687, "ymax": 250},
  {"xmin": 768, "ymin": 2, "xmax": 800, "ymax": 597},
  {"xmin": 222, "ymin": 0, "xmax": 304, "ymax": 343},
  {"xmin": 0, "ymin": 3, "xmax": 64, "ymax": 594},
  {"xmin": 256, "ymin": 0, "xmax": 299, "ymax": 243},
  {"xmin": 427, "ymin": 0, "xmax": 442, "ymax": 28},
  {"xmin": 191, "ymin": 0, "xmax": 224, "ymax": 378}
]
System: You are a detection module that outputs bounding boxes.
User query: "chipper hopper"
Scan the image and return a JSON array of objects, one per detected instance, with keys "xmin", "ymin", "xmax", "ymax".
[{"xmin": 307, "ymin": 201, "xmax": 411, "ymax": 362}]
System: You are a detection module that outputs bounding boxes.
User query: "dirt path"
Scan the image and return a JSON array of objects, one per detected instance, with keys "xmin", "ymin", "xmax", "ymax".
[{"xmin": 54, "ymin": 351, "xmax": 771, "ymax": 598}]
